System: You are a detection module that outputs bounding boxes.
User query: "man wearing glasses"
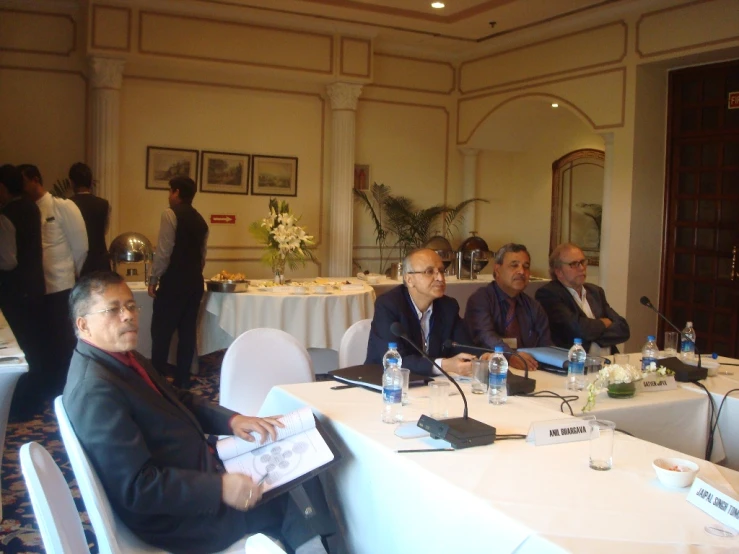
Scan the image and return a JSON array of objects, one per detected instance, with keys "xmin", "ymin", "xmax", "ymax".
[
  {"xmin": 64, "ymin": 272, "xmax": 341, "ymax": 553},
  {"xmin": 365, "ymin": 248, "xmax": 479, "ymax": 376},
  {"xmin": 536, "ymin": 242, "xmax": 630, "ymax": 355}
]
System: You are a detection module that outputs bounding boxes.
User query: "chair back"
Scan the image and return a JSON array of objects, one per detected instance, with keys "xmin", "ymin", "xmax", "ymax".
[
  {"xmin": 220, "ymin": 328, "xmax": 314, "ymax": 416},
  {"xmin": 20, "ymin": 442, "xmax": 90, "ymax": 554},
  {"xmin": 338, "ymin": 319, "xmax": 372, "ymax": 368}
]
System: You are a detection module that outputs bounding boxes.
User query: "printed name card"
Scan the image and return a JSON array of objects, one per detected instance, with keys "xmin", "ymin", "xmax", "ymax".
[
  {"xmin": 687, "ymin": 477, "xmax": 739, "ymax": 531},
  {"xmin": 636, "ymin": 375, "xmax": 677, "ymax": 392},
  {"xmin": 527, "ymin": 418, "xmax": 594, "ymax": 446}
]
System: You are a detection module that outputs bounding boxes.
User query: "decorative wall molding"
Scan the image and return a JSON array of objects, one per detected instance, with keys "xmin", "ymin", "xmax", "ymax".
[
  {"xmin": 91, "ymin": 4, "xmax": 131, "ymax": 52},
  {"xmin": 0, "ymin": 8, "xmax": 76, "ymax": 57},
  {"xmin": 89, "ymin": 56, "xmax": 125, "ymax": 89},
  {"xmin": 340, "ymin": 36, "xmax": 372, "ymax": 78},
  {"xmin": 369, "ymin": 53, "xmax": 456, "ymax": 95},
  {"xmin": 327, "ymin": 82, "xmax": 363, "ymax": 110}
]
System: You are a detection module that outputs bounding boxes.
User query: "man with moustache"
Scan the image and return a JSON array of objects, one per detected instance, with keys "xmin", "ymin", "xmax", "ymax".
[
  {"xmin": 536, "ymin": 242, "xmax": 630, "ymax": 355},
  {"xmin": 365, "ymin": 248, "xmax": 478, "ymax": 376},
  {"xmin": 465, "ymin": 243, "xmax": 552, "ymax": 371},
  {"xmin": 64, "ymin": 272, "xmax": 341, "ymax": 553}
]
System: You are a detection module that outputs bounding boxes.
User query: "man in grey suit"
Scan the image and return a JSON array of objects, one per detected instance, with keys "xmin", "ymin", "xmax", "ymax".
[
  {"xmin": 535, "ymin": 243, "xmax": 630, "ymax": 356},
  {"xmin": 63, "ymin": 271, "xmax": 340, "ymax": 554}
]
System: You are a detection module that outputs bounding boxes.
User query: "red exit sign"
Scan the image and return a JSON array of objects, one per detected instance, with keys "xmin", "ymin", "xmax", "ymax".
[
  {"xmin": 729, "ymin": 91, "xmax": 739, "ymax": 110},
  {"xmin": 210, "ymin": 214, "xmax": 236, "ymax": 224}
]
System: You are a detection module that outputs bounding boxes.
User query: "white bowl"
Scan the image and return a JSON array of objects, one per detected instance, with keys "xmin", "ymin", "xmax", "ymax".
[
  {"xmin": 312, "ymin": 285, "xmax": 327, "ymax": 294},
  {"xmin": 653, "ymin": 457, "xmax": 699, "ymax": 488},
  {"xmin": 290, "ymin": 286, "xmax": 307, "ymax": 295},
  {"xmin": 366, "ymin": 275, "xmax": 380, "ymax": 285}
]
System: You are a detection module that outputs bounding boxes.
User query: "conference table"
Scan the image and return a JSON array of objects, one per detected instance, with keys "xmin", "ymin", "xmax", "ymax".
[
  {"xmin": 259, "ymin": 381, "xmax": 739, "ymax": 553},
  {"xmin": 0, "ymin": 311, "xmax": 29, "ymax": 522}
]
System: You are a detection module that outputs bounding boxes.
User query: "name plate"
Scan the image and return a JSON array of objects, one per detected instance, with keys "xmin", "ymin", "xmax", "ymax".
[
  {"xmin": 687, "ymin": 477, "xmax": 739, "ymax": 531},
  {"xmin": 527, "ymin": 418, "xmax": 593, "ymax": 446},
  {"xmin": 636, "ymin": 375, "xmax": 677, "ymax": 392}
]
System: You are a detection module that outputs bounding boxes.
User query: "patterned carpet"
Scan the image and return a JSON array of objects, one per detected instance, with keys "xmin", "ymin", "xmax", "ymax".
[{"xmin": 0, "ymin": 350, "xmax": 228, "ymax": 553}]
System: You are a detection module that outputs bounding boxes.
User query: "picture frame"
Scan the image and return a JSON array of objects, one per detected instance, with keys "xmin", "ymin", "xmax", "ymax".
[
  {"xmin": 200, "ymin": 151, "xmax": 250, "ymax": 195},
  {"xmin": 146, "ymin": 146, "xmax": 199, "ymax": 190},
  {"xmin": 354, "ymin": 164, "xmax": 370, "ymax": 191},
  {"xmin": 251, "ymin": 155, "xmax": 298, "ymax": 197}
]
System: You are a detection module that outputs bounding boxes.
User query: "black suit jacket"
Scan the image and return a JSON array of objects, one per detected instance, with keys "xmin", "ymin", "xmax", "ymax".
[
  {"xmin": 535, "ymin": 280, "xmax": 630, "ymax": 353},
  {"xmin": 71, "ymin": 193, "xmax": 110, "ymax": 274},
  {"xmin": 63, "ymin": 340, "xmax": 254, "ymax": 553},
  {"xmin": 364, "ymin": 285, "xmax": 475, "ymax": 375}
]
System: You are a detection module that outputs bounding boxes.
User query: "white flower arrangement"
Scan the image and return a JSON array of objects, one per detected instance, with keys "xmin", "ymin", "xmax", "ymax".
[
  {"xmin": 641, "ymin": 361, "xmax": 675, "ymax": 378},
  {"xmin": 249, "ymin": 198, "xmax": 316, "ymax": 276},
  {"xmin": 582, "ymin": 363, "xmax": 643, "ymax": 412}
]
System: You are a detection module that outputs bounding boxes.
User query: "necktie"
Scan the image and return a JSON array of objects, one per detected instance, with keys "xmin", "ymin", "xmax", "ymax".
[{"xmin": 505, "ymin": 297, "xmax": 521, "ymax": 343}]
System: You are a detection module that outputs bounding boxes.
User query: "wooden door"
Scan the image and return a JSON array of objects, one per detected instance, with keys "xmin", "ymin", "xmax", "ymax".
[{"xmin": 662, "ymin": 60, "xmax": 739, "ymax": 357}]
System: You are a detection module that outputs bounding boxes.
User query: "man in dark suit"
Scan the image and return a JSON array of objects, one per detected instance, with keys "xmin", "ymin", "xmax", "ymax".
[
  {"xmin": 365, "ymin": 248, "xmax": 479, "ymax": 376},
  {"xmin": 64, "ymin": 271, "xmax": 340, "ymax": 553},
  {"xmin": 69, "ymin": 162, "xmax": 110, "ymax": 275},
  {"xmin": 148, "ymin": 176, "xmax": 208, "ymax": 389},
  {"xmin": 535, "ymin": 243, "xmax": 630, "ymax": 355}
]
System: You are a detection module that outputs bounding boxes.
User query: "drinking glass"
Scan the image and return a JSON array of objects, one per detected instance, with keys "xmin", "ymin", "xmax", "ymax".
[
  {"xmin": 400, "ymin": 368, "xmax": 410, "ymax": 406},
  {"xmin": 614, "ymin": 353, "xmax": 630, "ymax": 366},
  {"xmin": 589, "ymin": 419, "xmax": 616, "ymax": 471},
  {"xmin": 428, "ymin": 381, "xmax": 450, "ymax": 418},
  {"xmin": 664, "ymin": 332, "xmax": 679, "ymax": 358},
  {"xmin": 470, "ymin": 360, "xmax": 488, "ymax": 394},
  {"xmin": 585, "ymin": 356, "xmax": 603, "ymax": 383}
]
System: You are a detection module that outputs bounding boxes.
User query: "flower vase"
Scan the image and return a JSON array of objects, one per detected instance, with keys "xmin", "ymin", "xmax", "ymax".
[
  {"xmin": 272, "ymin": 257, "xmax": 286, "ymax": 285},
  {"xmin": 607, "ymin": 381, "xmax": 636, "ymax": 399}
]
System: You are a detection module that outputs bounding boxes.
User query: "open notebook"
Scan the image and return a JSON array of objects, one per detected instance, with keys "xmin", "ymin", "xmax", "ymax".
[
  {"xmin": 216, "ymin": 407, "xmax": 340, "ymax": 502},
  {"xmin": 517, "ymin": 346, "xmax": 570, "ymax": 375}
]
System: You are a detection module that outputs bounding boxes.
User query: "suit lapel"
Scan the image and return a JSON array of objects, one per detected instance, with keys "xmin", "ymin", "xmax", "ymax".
[{"xmin": 401, "ymin": 287, "xmax": 425, "ymax": 350}]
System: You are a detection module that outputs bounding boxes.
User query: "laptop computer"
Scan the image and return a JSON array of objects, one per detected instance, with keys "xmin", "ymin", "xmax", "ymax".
[{"xmin": 329, "ymin": 364, "xmax": 434, "ymax": 392}]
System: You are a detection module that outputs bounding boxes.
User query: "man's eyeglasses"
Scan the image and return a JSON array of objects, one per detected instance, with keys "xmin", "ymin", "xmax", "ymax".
[
  {"xmin": 561, "ymin": 259, "xmax": 588, "ymax": 269},
  {"xmin": 85, "ymin": 302, "xmax": 141, "ymax": 318},
  {"xmin": 406, "ymin": 268, "xmax": 445, "ymax": 278}
]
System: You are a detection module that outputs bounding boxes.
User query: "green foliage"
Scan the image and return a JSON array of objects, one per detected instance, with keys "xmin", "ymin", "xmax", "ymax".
[{"xmin": 51, "ymin": 178, "xmax": 72, "ymax": 199}]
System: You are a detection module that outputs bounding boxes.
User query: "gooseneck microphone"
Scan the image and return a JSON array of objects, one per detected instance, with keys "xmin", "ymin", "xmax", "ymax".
[
  {"xmin": 640, "ymin": 296, "xmax": 705, "ymax": 382},
  {"xmin": 390, "ymin": 322, "xmax": 496, "ymax": 449},
  {"xmin": 442, "ymin": 340, "xmax": 536, "ymax": 395}
]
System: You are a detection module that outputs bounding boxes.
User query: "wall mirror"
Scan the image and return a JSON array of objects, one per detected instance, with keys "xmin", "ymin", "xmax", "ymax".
[{"xmin": 550, "ymin": 148, "xmax": 605, "ymax": 266}]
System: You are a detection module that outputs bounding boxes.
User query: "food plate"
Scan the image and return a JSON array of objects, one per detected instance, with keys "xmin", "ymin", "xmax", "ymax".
[{"xmin": 340, "ymin": 284, "xmax": 365, "ymax": 292}]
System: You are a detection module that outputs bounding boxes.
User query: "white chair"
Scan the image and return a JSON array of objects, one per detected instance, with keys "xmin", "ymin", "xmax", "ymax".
[
  {"xmin": 244, "ymin": 533, "xmax": 287, "ymax": 554},
  {"xmin": 220, "ymin": 328, "xmax": 315, "ymax": 416},
  {"xmin": 337, "ymin": 319, "xmax": 372, "ymax": 368},
  {"xmin": 20, "ymin": 442, "xmax": 90, "ymax": 554},
  {"xmin": 54, "ymin": 396, "xmax": 246, "ymax": 554}
]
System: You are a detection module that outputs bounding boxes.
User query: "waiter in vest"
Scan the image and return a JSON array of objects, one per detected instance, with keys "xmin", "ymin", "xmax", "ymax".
[
  {"xmin": 69, "ymin": 162, "xmax": 111, "ymax": 274},
  {"xmin": 148, "ymin": 176, "xmax": 208, "ymax": 389}
]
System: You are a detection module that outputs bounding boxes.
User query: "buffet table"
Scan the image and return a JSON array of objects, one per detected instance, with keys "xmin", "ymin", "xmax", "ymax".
[
  {"xmin": 260, "ymin": 382, "xmax": 739, "ymax": 554},
  {"xmin": 0, "ymin": 311, "xmax": 29, "ymax": 522}
]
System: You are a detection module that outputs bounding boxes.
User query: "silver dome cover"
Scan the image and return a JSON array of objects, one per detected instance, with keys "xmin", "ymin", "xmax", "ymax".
[{"xmin": 109, "ymin": 232, "xmax": 153, "ymax": 263}]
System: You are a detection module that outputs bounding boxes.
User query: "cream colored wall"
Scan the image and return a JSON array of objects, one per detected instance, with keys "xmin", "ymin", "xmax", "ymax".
[{"xmin": 119, "ymin": 77, "xmax": 326, "ymax": 280}]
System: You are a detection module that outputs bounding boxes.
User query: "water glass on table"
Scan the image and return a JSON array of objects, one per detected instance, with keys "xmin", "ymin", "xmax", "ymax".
[
  {"xmin": 663, "ymin": 331, "xmax": 679, "ymax": 358},
  {"xmin": 470, "ymin": 359, "xmax": 488, "ymax": 394},
  {"xmin": 400, "ymin": 368, "xmax": 410, "ymax": 406},
  {"xmin": 589, "ymin": 419, "xmax": 616, "ymax": 471},
  {"xmin": 614, "ymin": 353, "xmax": 630, "ymax": 366},
  {"xmin": 428, "ymin": 381, "xmax": 450, "ymax": 418},
  {"xmin": 585, "ymin": 356, "xmax": 602, "ymax": 383}
]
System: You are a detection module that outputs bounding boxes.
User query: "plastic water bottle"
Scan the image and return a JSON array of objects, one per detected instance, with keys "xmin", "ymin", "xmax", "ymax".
[
  {"xmin": 680, "ymin": 322, "xmax": 696, "ymax": 361},
  {"xmin": 382, "ymin": 343, "xmax": 403, "ymax": 423},
  {"xmin": 641, "ymin": 335, "xmax": 659, "ymax": 370},
  {"xmin": 567, "ymin": 338, "xmax": 587, "ymax": 391},
  {"xmin": 488, "ymin": 346, "xmax": 508, "ymax": 405}
]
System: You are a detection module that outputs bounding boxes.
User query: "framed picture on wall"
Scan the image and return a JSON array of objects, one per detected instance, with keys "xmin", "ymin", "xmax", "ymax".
[
  {"xmin": 251, "ymin": 155, "xmax": 298, "ymax": 197},
  {"xmin": 146, "ymin": 146, "xmax": 199, "ymax": 190},
  {"xmin": 200, "ymin": 151, "xmax": 250, "ymax": 195}
]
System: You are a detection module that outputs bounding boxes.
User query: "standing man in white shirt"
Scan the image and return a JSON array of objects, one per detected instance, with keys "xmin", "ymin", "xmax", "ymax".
[
  {"xmin": 19, "ymin": 164, "xmax": 88, "ymax": 396},
  {"xmin": 148, "ymin": 176, "xmax": 208, "ymax": 389},
  {"xmin": 536, "ymin": 242, "xmax": 630, "ymax": 356}
]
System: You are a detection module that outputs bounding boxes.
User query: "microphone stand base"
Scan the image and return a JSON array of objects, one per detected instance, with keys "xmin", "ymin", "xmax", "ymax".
[
  {"xmin": 658, "ymin": 357, "xmax": 707, "ymax": 382},
  {"xmin": 417, "ymin": 415, "xmax": 496, "ymax": 449},
  {"xmin": 507, "ymin": 373, "xmax": 536, "ymax": 395}
]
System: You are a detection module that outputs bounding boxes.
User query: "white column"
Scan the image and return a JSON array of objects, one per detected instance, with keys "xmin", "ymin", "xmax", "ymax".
[
  {"xmin": 459, "ymin": 147, "xmax": 479, "ymax": 239},
  {"xmin": 326, "ymin": 82, "xmax": 362, "ymax": 277},
  {"xmin": 89, "ymin": 57, "xmax": 125, "ymax": 240},
  {"xmin": 599, "ymin": 132, "xmax": 615, "ymax": 292}
]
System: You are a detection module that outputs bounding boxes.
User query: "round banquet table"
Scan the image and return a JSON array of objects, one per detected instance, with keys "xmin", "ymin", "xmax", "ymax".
[{"xmin": 200, "ymin": 283, "xmax": 376, "ymax": 353}]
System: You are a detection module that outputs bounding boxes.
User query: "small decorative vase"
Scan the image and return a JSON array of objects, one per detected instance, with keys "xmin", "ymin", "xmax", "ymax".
[
  {"xmin": 272, "ymin": 256, "xmax": 286, "ymax": 285},
  {"xmin": 274, "ymin": 272, "xmax": 284, "ymax": 285},
  {"xmin": 607, "ymin": 381, "xmax": 636, "ymax": 399}
]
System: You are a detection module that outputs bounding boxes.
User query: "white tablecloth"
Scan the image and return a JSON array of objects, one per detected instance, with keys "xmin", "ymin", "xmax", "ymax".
[
  {"xmin": 0, "ymin": 312, "xmax": 29, "ymax": 522},
  {"xmin": 201, "ymin": 285, "xmax": 376, "ymax": 352},
  {"xmin": 260, "ymin": 382, "xmax": 739, "ymax": 554}
]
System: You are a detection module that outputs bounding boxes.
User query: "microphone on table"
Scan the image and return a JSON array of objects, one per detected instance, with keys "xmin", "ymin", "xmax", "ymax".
[
  {"xmin": 443, "ymin": 340, "xmax": 536, "ymax": 395},
  {"xmin": 389, "ymin": 322, "xmax": 496, "ymax": 449},
  {"xmin": 639, "ymin": 296, "xmax": 705, "ymax": 382}
]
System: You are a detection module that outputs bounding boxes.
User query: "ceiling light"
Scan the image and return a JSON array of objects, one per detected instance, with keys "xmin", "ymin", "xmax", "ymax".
[
  {"xmin": 431, "ymin": 2, "xmax": 445, "ymax": 8},
  {"xmin": 551, "ymin": 103, "xmax": 559, "ymax": 108}
]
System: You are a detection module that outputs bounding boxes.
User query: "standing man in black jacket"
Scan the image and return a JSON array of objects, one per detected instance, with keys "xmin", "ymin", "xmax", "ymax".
[
  {"xmin": 69, "ymin": 162, "xmax": 111, "ymax": 274},
  {"xmin": 0, "ymin": 164, "xmax": 46, "ymax": 419},
  {"xmin": 149, "ymin": 176, "xmax": 208, "ymax": 389}
]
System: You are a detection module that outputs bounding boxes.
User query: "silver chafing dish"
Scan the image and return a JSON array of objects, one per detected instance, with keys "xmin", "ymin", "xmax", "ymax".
[
  {"xmin": 457, "ymin": 232, "xmax": 490, "ymax": 279},
  {"xmin": 424, "ymin": 235, "xmax": 455, "ymax": 271},
  {"xmin": 109, "ymin": 232, "xmax": 153, "ymax": 283},
  {"xmin": 206, "ymin": 280, "xmax": 249, "ymax": 293}
]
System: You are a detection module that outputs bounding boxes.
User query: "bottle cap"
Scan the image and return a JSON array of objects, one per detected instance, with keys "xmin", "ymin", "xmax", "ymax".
[
  {"xmin": 388, "ymin": 342, "xmax": 397, "ymax": 349},
  {"xmin": 494, "ymin": 345, "xmax": 505, "ymax": 353},
  {"xmin": 574, "ymin": 338, "xmax": 582, "ymax": 344},
  {"xmin": 647, "ymin": 335, "xmax": 655, "ymax": 341}
]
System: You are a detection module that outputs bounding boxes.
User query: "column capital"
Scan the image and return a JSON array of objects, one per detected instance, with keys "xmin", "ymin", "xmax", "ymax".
[
  {"xmin": 88, "ymin": 57, "xmax": 126, "ymax": 89},
  {"xmin": 326, "ymin": 82, "xmax": 363, "ymax": 110},
  {"xmin": 458, "ymin": 147, "xmax": 480, "ymax": 157}
]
